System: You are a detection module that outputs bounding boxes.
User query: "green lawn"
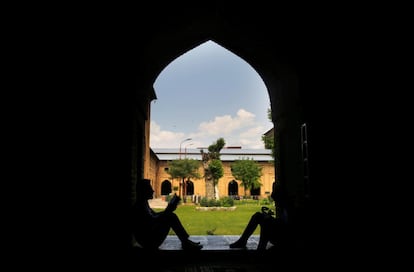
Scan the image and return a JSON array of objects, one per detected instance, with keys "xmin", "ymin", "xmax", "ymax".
[{"xmin": 154, "ymin": 201, "xmax": 274, "ymax": 235}]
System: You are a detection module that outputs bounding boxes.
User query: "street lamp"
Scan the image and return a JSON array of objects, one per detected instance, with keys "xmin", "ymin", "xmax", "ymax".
[
  {"xmin": 179, "ymin": 138, "xmax": 192, "ymax": 159},
  {"xmin": 184, "ymin": 143, "xmax": 194, "ymax": 158}
]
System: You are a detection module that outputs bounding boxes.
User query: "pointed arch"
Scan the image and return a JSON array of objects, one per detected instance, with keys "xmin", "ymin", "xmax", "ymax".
[
  {"xmin": 228, "ymin": 180, "xmax": 239, "ymax": 197},
  {"xmin": 186, "ymin": 179, "xmax": 194, "ymax": 196},
  {"xmin": 161, "ymin": 180, "xmax": 172, "ymax": 195},
  {"xmin": 250, "ymin": 186, "xmax": 261, "ymax": 199}
]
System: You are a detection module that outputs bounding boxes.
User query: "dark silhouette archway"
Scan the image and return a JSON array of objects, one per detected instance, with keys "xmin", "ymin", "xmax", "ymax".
[
  {"xmin": 59, "ymin": 3, "xmax": 369, "ymax": 267},
  {"xmin": 139, "ymin": 11, "xmax": 305, "ymax": 258},
  {"xmin": 40, "ymin": 3, "xmax": 376, "ymax": 270}
]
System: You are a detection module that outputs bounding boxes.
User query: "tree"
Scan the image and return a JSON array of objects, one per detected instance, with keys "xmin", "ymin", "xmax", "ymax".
[
  {"xmin": 201, "ymin": 138, "xmax": 225, "ymax": 199},
  {"xmin": 166, "ymin": 158, "xmax": 201, "ymax": 198},
  {"xmin": 231, "ymin": 157, "xmax": 263, "ymax": 197},
  {"xmin": 208, "ymin": 159, "xmax": 224, "ymax": 199},
  {"xmin": 261, "ymin": 108, "xmax": 275, "ymax": 161}
]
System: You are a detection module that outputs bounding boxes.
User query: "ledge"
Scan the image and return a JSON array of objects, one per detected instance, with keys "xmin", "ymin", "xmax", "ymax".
[{"xmin": 158, "ymin": 235, "xmax": 271, "ymax": 250}]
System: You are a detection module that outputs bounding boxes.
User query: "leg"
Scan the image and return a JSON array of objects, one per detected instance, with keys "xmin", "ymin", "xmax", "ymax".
[
  {"xmin": 161, "ymin": 212, "xmax": 202, "ymax": 250},
  {"xmin": 230, "ymin": 212, "xmax": 265, "ymax": 248},
  {"xmin": 257, "ymin": 220, "xmax": 272, "ymax": 250},
  {"xmin": 134, "ymin": 212, "xmax": 201, "ymax": 250},
  {"xmin": 259, "ymin": 217, "xmax": 282, "ymax": 250},
  {"xmin": 162, "ymin": 212, "xmax": 189, "ymax": 241},
  {"xmin": 133, "ymin": 221, "xmax": 170, "ymax": 250}
]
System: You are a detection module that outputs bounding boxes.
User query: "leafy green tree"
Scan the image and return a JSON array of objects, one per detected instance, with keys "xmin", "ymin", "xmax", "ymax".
[
  {"xmin": 231, "ymin": 157, "xmax": 263, "ymax": 197},
  {"xmin": 166, "ymin": 158, "xmax": 201, "ymax": 198},
  {"xmin": 208, "ymin": 159, "xmax": 224, "ymax": 198},
  {"xmin": 201, "ymin": 138, "xmax": 225, "ymax": 199},
  {"xmin": 261, "ymin": 108, "xmax": 275, "ymax": 161}
]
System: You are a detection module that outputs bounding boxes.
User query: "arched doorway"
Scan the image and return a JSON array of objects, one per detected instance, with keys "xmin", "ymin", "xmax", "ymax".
[
  {"xmin": 185, "ymin": 179, "xmax": 194, "ymax": 196},
  {"xmin": 250, "ymin": 186, "xmax": 261, "ymax": 200},
  {"xmin": 228, "ymin": 180, "xmax": 239, "ymax": 199},
  {"xmin": 161, "ymin": 180, "xmax": 172, "ymax": 195}
]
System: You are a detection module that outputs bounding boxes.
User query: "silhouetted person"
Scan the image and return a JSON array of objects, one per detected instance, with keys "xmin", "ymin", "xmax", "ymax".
[
  {"xmin": 229, "ymin": 181, "xmax": 287, "ymax": 251},
  {"xmin": 131, "ymin": 179, "xmax": 203, "ymax": 251}
]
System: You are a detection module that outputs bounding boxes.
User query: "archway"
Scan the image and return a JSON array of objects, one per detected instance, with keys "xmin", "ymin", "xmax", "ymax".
[
  {"xmin": 161, "ymin": 180, "xmax": 172, "ymax": 195},
  {"xmin": 144, "ymin": 32, "xmax": 304, "ymax": 210},
  {"xmin": 133, "ymin": 6, "xmax": 309, "ymax": 259},
  {"xmin": 185, "ymin": 179, "xmax": 194, "ymax": 196},
  {"xmin": 228, "ymin": 180, "xmax": 239, "ymax": 198},
  {"xmin": 250, "ymin": 186, "xmax": 261, "ymax": 199}
]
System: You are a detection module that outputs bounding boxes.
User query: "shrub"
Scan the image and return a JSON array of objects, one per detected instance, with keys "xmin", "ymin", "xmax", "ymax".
[
  {"xmin": 200, "ymin": 197, "xmax": 209, "ymax": 207},
  {"xmin": 260, "ymin": 197, "xmax": 270, "ymax": 205},
  {"xmin": 220, "ymin": 196, "xmax": 234, "ymax": 207},
  {"xmin": 208, "ymin": 198, "xmax": 220, "ymax": 207},
  {"xmin": 199, "ymin": 197, "xmax": 235, "ymax": 207}
]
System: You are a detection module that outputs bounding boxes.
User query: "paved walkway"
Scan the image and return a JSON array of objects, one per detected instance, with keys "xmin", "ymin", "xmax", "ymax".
[{"xmin": 148, "ymin": 198, "xmax": 168, "ymax": 208}]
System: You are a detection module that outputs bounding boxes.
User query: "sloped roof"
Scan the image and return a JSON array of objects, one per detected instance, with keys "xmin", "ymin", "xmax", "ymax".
[
  {"xmin": 152, "ymin": 148, "xmax": 273, "ymax": 162},
  {"xmin": 263, "ymin": 127, "xmax": 274, "ymax": 137}
]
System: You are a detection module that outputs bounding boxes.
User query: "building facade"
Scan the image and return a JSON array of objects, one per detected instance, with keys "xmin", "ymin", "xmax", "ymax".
[{"xmin": 148, "ymin": 147, "xmax": 275, "ymax": 200}]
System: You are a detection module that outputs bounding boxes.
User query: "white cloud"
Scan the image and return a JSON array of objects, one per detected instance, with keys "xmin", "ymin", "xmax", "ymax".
[
  {"xmin": 239, "ymin": 126, "xmax": 266, "ymax": 149},
  {"xmin": 150, "ymin": 121, "xmax": 186, "ymax": 148},
  {"xmin": 239, "ymin": 125, "xmax": 265, "ymax": 139},
  {"xmin": 150, "ymin": 109, "xmax": 268, "ymax": 149},
  {"xmin": 197, "ymin": 109, "xmax": 255, "ymax": 136}
]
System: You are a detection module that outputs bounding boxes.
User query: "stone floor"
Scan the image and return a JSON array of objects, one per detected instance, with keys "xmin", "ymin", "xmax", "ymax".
[{"xmin": 159, "ymin": 235, "xmax": 273, "ymax": 250}]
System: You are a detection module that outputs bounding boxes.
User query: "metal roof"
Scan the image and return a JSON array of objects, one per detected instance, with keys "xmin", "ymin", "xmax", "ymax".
[{"xmin": 152, "ymin": 148, "xmax": 273, "ymax": 162}]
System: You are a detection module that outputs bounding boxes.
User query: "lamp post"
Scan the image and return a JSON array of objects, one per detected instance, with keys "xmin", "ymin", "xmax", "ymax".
[
  {"xmin": 184, "ymin": 143, "xmax": 194, "ymax": 158},
  {"xmin": 178, "ymin": 138, "xmax": 192, "ymax": 199},
  {"xmin": 179, "ymin": 138, "xmax": 192, "ymax": 159},
  {"xmin": 183, "ymin": 142, "xmax": 194, "ymax": 201}
]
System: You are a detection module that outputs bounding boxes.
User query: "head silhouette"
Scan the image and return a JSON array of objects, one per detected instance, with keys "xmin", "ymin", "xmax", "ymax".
[{"xmin": 136, "ymin": 179, "xmax": 154, "ymax": 201}]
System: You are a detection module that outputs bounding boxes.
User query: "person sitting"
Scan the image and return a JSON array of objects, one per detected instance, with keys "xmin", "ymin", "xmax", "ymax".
[
  {"xmin": 229, "ymin": 181, "xmax": 288, "ymax": 251},
  {"xmin": 131, "ymin": 179, "xmax": 202, "ymax": 251}
]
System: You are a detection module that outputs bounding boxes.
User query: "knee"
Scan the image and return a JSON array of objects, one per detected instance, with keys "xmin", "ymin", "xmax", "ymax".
[
  {"xmin": 252, "ymin": 212, "xmax": 263, "ymax": 219},
  {"xmin": 251, "ymin": 212, "xmax": 265, "ymax": 222},
  {"xmin": 164, "ymin": 212, "xmax": 179, "ymax": 221}
]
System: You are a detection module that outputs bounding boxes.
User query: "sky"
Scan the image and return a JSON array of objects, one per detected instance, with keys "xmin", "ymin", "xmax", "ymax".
[{"xmin": 150, "ymin": 40, "xmax": 273, "ymax": 150}]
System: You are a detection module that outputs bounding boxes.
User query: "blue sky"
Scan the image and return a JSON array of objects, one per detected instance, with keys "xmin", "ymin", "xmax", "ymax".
[{"xmin": 150, "ymin": 40, "xmax": 272, "ymax": 149}]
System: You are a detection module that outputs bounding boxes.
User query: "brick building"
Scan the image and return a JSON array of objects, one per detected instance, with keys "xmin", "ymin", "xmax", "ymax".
[{"xmin": 148, "ymin": 147, "xmax": 275, "ymax": 200}]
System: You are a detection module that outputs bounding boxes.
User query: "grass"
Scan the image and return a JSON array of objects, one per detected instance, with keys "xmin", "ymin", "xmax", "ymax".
[{"xmin": 154, "ymin": 200, "xmax": 274, "ymax": 236}]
